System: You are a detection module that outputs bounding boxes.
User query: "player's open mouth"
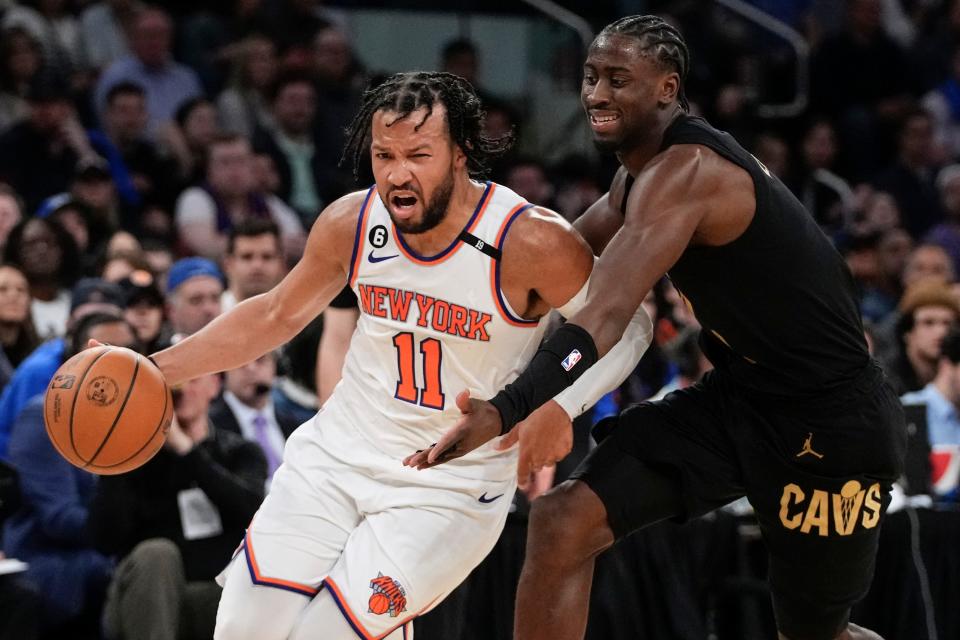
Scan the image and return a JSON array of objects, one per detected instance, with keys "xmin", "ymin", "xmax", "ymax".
[
  {"xmin": 391, "ymin": 194, "xmax": 419, "ymax": 218},
  {"xmin": 589, "ymin": 111, "xmax": 620, "ymax": 133}
]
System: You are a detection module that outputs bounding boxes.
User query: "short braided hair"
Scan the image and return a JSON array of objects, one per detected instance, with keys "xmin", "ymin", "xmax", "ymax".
[
  {"xmin": 341, "ymin": 71, "xmax": 514, "ymax": 181},
  {"xmin": 599, "ymin": 15, "xmax": 690, "ymax": 111}
]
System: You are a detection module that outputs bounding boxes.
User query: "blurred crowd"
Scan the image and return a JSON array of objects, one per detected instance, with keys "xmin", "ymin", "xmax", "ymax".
[{"xmin": 1, "ymin": 0, "xmax": 960, "ymax": 638}]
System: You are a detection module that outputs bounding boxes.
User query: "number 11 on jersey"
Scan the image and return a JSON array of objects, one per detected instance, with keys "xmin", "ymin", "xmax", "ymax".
[{"xmin": 392, "ymin": 333, "xmax": 445, "ymax": 409}]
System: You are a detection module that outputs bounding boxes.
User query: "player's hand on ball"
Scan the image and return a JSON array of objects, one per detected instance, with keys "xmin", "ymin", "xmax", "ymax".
[
  {"xmin": 403, "ymin": 390, "xmax": 502, "ymax": 470},
  {"xmin": 495, "ymin": 400, "xmax": 572, "ymax": 484}
]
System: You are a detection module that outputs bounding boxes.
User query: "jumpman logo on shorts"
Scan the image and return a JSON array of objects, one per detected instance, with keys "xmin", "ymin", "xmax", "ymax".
[{"xmin": 796, "ymin": 432, "xmax": 824, "ymax": 459}]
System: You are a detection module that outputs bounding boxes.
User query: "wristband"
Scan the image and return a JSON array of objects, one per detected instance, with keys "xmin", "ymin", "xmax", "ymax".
[{"xmin": 489, "ymin": 323, "xmax": 598, "ymax": 433}]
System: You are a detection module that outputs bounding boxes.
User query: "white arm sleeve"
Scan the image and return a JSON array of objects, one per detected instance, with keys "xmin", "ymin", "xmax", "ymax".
[{"xmin": 551, "ymin": 276, "xmax": 653, "ymax": 420}]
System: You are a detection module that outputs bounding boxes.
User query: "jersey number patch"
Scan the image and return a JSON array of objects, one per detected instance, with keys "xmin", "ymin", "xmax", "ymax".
[{"xmin": 392, "ymin": 333, "xmax": 445, "ymax": 409}]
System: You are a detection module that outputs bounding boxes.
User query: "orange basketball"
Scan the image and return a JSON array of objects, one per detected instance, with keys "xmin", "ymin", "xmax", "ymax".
[
  {"xmin": 368, "ymin": 593, "xmax": 390, "ymax": 615},
  {"xmin": 43, "ymin": 345, "xmax": 172, "ymax": 475}
]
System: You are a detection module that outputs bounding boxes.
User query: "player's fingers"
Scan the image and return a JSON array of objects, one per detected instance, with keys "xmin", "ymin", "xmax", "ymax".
[
  {"xmin": 455, "ymin": 389, "xmax": 473, "ymax": 414},
  {"xmin": 403, "ymin": 447, "xmax": 432, "ymax": 467},
  {"xmin": 494, "ymin": 428, "xmax": 519, "ymax": 451},
  {"xmin": 518, "ymin": 469, "xmax": 532, "ymax": 491},
  {"xmin": 516, "ymin": 446, "xmax": 532, "ymax": 484},
  {"xmin": 426, "ymin": 429, "xmax": 461, "ymax": 464},
  {"xmin": 86, "ymin": 339, "xmax": 105, "ymax": 349}
]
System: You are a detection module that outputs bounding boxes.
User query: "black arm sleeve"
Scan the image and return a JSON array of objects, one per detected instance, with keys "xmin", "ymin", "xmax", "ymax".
[{"xmin": 489, "ymin": 323, "xmax": 598, "ymax": 432}]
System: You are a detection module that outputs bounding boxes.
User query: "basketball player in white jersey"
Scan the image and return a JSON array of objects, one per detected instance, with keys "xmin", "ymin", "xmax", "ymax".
[{"xmin": 146, "ymin": 72, "xmax": 652, "ymax": 640}]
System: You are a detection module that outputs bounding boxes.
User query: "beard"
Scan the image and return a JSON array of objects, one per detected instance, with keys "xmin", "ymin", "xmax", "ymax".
[{"xmin": 389, "ymin": 168, "xmax": 455, "ymax": 235}]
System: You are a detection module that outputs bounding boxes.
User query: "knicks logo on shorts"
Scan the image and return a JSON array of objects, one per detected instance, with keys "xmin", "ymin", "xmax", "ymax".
[
  {"xmin": 779, "ymin": 480, "xmax": 883, "ymax": 537},
  {"xmin": 368, "ymin": 572, "xmax": 407, "ymax": 617}
]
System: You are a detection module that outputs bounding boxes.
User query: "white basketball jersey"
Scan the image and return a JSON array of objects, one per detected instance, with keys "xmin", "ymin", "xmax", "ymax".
[{"xmin": 326, "ymin": 181, "xmax": 548, "ymax": 479}]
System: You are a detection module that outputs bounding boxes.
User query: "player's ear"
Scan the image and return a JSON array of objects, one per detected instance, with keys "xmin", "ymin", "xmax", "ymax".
[
  {"xmin": 452, "ymin": 141, "xmax": 468, "ymax": 169},
  {"xmin": 659, "ymin": 72, "xmax": 680, "ymax": 107}
]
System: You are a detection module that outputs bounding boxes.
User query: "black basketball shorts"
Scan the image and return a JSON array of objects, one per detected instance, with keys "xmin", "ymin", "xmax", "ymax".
[{"xmin": 570, "ymin": 363, "xmax": 906, "ymax": 640}]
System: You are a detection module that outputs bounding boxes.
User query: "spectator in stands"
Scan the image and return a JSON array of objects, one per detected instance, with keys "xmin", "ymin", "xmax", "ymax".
[
  {"xmin": 0, "ymin": 264, "xmax": 38, "ymax": 391},
  {"xmin": 88, "ymin": 81, "xmax": 178, "ymax": 213},
  {"xmin": 311, "ymin": 25, "xmax": 366, "ymax": 198},
  {"xmin": 174, "ymin": 135, "xmax": 304, "ymax": 261},
  {"xmin": 253, "ymin": 73, "xmax": 324, "ymax": 225},
  {"xmin": 0, "ymin": 278, "xmax": 124, "ymax": 459},
  {"xmin": 0, "ymin": 27, "xmax": 42, "ymax": 133},
  {"xmin": 118, "ymin": 270, "xmax": 166, "ymax": 354},
  {"xmin": 885, "ymin": 280, "xmax": 960, "ymax": 394},
  {"xmin": 3, "ymin": 217, "xmax": 81, "ymax": 339},
  {"xmin": 922, "ymin": 43, "xmax": 960, "ymax": 160},
  {"xmin": 141, "ymin": 238, "xmax": 173, "ymax": 287},
  {"xmin": 903, "ymin": 242, "xmax": 956, "ymax": 288},
  {"xmin": 165, "ymin": 257, "xmax": 223, "ymax": 336},
  {"xmin": 47, "ymin": 198, "xmax": 122, "ymax": 282},
  {"xmin": 88, "ymin": 361, "xmax": 266, "ymax": 640},
  {"xmin": 65, "ymin": 156, "xmax": 122, "ymax": 235},
  {"xmin": 94, "ymin": 6, "xmax": 202, "ymax": 139},
  {"xmin": 861, "ymin": 227, "xmax": 914, "ymax": 323},
  {"xmin": 220, "ymin": 219, "xmax": 285, "ymax": 312},
  {"xmin": 811, "ymin": 0, "xmax": 915, "ymax": 181},
  {"xmin": 440, "ymin": 37, "xmax": 497, "ymax": 105},
  {"xmin": 78, "ymin": 0, "xmax": 138, "ymax": 72},
  {"xmin": 216, "ymin": 34, "xmax": 277, "ymax": 140},
  {"xmin": 503, "ymin": 157, "xmax": 555, "ymax": 210},
  {"xmin": 163, "ymin": 97, "xmax": 219, "ymax": 187},
  {"xmin": 259, "ymin": 0, "xmax": 334, "ymax": 52},
  {"xmin": 0, "ymin": 71, "xmax": 96, "ymax": 212},
  {"xmin": 100, "ymin": 248, "xmax": 150, "ymax": 283},
  {"xmin": 212, "ymin": 349, "xmax": 299, "ymax": 482},
  {"xmin": 752, "ymin": 131, "xmax": 791, "ymax": 180},
  {"xmin": 792, "ymin": 117, "xmax": 854, "ymax": 234},
  {"xmin": 923, "ymin": 164, "xmax": 960, "ymax": 275},
  {"xmin": 3, "ymin": 312, "xmax": 136, "ymax": 635},
  {"xmin": 2, "ymin": 0, "xmax": 81, "ymax": 80},
  {"xmin": 874, "ymin": 108, "xmax": 944, "ymax": 238},
  {"xmin": 0, "ymin": 184, "xmax": 23, "ymax": 254},
  {"xmin": 901, "ymin": 328, "xmax": 960, "ymax": 502}
]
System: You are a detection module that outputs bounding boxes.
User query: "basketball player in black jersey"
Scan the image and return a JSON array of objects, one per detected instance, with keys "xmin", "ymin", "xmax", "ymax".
[{"xmin": 403, "ymin": 14, "xmax": 906, "ymax": 640}]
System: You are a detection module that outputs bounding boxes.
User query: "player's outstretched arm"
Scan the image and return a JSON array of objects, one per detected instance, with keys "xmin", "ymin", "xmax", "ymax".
[
  {"xmin": 410, "ymin": 146, "xmax": 721, "ymax": 469},
  {"xmin": 403, "ymin": 207, "xmax": 595, "ymax": 470},
  {"xmin": 151, "ymin": 192, "xmax": 366, "ymax": 386}
]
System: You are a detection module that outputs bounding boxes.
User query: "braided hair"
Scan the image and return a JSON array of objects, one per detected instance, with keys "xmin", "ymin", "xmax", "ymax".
[
  {"xmin": 341, "ymin": 71, "xmax": 514, "ymax": 181},
  {"xmin": 599, "ymin": 15, "xmax": 691, "ymax": 111}
]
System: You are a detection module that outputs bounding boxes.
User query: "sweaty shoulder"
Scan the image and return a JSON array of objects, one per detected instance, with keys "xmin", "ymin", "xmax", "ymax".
[{"xmin": 499, "ymin": 206, "xmax": 594, "ymax": 317}]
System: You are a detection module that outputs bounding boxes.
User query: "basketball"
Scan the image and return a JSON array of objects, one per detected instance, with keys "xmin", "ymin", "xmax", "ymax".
[
  {"xmin": 43, "ymin": 345, "xmax": 173, "ymax": 475},
  {"xmin": 368, "ymin": 593, "xmax": 390, "ymax": 615}
]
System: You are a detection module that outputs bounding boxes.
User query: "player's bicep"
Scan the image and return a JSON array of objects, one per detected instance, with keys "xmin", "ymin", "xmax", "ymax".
[
  {"xmin": 573, "ymin": 192, "xmax": 623, "ymax": 256},
  {"xmin": 528, "ymin": 213, "xmax": 596, "ymax": 312},
  {"xmin": 582, "ymin": 150, "xmax": 711, "ymax": 331}
]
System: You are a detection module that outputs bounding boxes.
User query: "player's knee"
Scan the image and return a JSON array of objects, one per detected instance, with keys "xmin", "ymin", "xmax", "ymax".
[{"xmin": 528, "ymin": 480, "xmax": 613, "ymax": 560}]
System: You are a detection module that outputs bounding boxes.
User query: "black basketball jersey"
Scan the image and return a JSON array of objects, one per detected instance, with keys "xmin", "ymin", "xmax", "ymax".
[{"xmin": 643, "ymin": 114, "xmax": 869, "ymax": 397}]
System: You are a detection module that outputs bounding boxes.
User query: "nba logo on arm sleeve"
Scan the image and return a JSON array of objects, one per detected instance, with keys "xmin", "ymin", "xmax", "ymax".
[{"xmin": 561, "ymin": 350, "xmax": 582, "ymax": 372}]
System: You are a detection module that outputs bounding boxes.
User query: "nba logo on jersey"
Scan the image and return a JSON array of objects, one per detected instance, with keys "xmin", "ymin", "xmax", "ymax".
[{"xmin": 561, "ymin": 349, "xmax": 582, "ymax": 371}]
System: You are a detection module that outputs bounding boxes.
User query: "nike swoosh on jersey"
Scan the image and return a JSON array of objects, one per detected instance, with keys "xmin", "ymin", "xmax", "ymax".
[
  {"xmin": 368, "ymin": 250, "xmax": 399, "ymax": 263},
  {"xmin": 478, "ymin": 492, "xmax": 504, "ymax": 504}
]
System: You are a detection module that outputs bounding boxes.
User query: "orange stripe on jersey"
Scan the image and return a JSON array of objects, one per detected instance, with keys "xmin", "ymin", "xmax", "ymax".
[
  {"xmin": 242, "ymin": 532, "xmax": 319, "ymax": 598},
  {"xmin": 490, "ymin": 202, "xmax": 540, "ymax": 327},
  {"xmin": 393, "ymin": 182, "xmax": 495, "ymax": 266},
  {"xmin": 348, "ymin": 187, "xmax": 377, "ymax": 288}
]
